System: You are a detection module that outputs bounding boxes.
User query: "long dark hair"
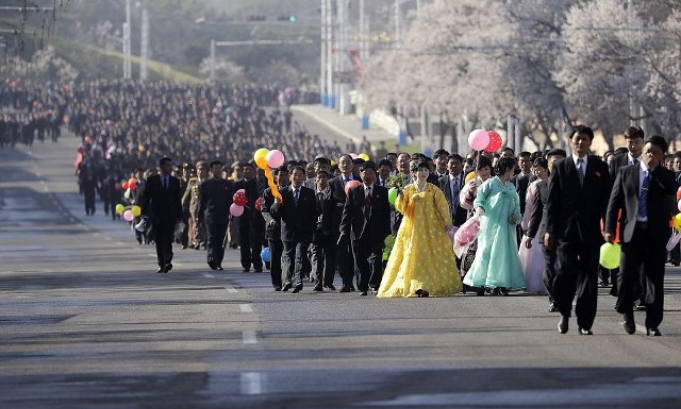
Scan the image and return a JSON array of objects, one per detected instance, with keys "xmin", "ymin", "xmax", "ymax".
[{"xmin": 495, "ymin": 157, "xmax": 516, "ymax": 175}]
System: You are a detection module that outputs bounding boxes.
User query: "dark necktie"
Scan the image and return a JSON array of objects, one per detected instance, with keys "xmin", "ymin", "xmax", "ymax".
[
  {"xmin": 317, "ymin": 191, "xmax": 324, "ymax": 208},
  {"xmin": 577, "ymin": 158, "xmax": 585, "ymax": 187},
  {"xmin": 163, "ymin": 176, "xmax": 168, "ymax": 190},
  {"xmin": 365, "ymin": 187, "xmax": 372, "ymax": 219},
  {"xmin": 638, "ymin": 170, "xmax": 649, "ymax": 219},
  {"xmin": 633, "ymin": 158, "xmax": 639, "ymax": 167},
  {"xmin": 294, "ymin": 188, "xmax": 300, "ymax": 205}
]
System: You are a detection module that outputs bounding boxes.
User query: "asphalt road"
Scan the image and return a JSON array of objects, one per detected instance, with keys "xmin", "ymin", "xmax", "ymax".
[{"xmin": 1, "ymin": 132, "xmax": 681, "ymax": 409}]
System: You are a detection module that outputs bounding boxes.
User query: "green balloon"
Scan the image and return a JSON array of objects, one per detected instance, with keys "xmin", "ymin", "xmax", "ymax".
[
  {"xmin": 388, "ymin": 187, "xmax": 398, "ymax": 205},
  {"xmin": 599, "ymin": 242, "xmax": 621, "ymax": 269}
]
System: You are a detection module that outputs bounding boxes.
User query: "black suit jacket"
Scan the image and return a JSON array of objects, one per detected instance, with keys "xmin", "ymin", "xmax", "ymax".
[
  {"xmin": 340, "ymin": 184, "xmax": 391, "ymax": 242},
  {"xmin": 313, "ymin": 189, "xmax": 336, "ymax": 241},
  {"xmin": 526, "ymin": 179, "xmax": 548, "ymax": 242},
  {"xmin": 140, "ymin": 174, "xmax": 183, "ymax": 224},
  {"xmin": 438, "ymin": 173, "xmax": 467, "ymax": 227},
  {"xmin": 609, "ymin": 153, "xmax": 633, "ymax": 180},
  {"xmin": 197, "ymin": 177, "xmax": 234, "ymax": 225},
  {"xmin": 261, "ymin": 187, "xmax": 282, "ymax": 241},
  {"xmin": 512, "ymin": 172, "xmax": 533, "ymax": 215},
  {"xmin": 328, "ymin": 174, "xmax": 360, "ymax": 236},
  {"xmin": 270, "ymin": 185, "xmax": 318, "ymax": 242},
  {"xmin": 545, "ymin": 155, "xmax": 611, "ymax": 244},
  {"xmin": 605, "ymin": 164, "xmax": 678, "ymax": 244}
]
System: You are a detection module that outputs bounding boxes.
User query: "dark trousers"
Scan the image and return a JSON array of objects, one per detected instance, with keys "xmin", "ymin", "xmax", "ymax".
[
  {"xmin": 268, "ymin": 238, "xmax": 284, "ymax": 289},
  {"xmin": 335, "ymin": 234, "xmax": 355, "ymax": 289},
  {"xmin": 152, "ymin": 222, "xmax": 174, "ymax": 268},
  {"xmin": 553, "ymin": 241, "xmax": 599, "ymax": 330},
  {"xmin": 84, "ymin": 188, "xmax": 96, "ymax": 215},
  {"xmin": 240, "ymin": 223, "xmax": 263, "ymax": 271},
  {"xmin": 311, "ymin": 234, "xmax": 336, "ymax": 288},
  {"xmin": 542, "ymin": 244, "xmax": 557, "ymax": 303},
  {"xmin": 181, "ymin": 209, "xmax": 190, "ymax": 247},
  {"xmin": 206, "ymin": 223, "xmax": 227, "ymax": 267},
  {"xmin": 283, "ymin": 240, "xmax": 311, "ymax": 288},
  {"xmin": 617, "ymin": 224, "xmax": 666, "ymax": 329},
  {"xmin": 351, "ymin": 237, "xmax": 384, "ymax": 292}
]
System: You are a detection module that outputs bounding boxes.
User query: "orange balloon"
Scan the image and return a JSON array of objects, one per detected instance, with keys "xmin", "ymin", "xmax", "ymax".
[{"xmin": 264, "ymin": 166, "xmax": 282, "ymax": 200}]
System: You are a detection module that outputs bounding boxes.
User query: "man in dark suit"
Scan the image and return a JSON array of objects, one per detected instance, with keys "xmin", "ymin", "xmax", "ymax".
[
  {"xmin": 235, "ymin": 162, "xmax": 265, "ymax": 273},
  {"xmin": 261, "ymin": 166, "xmax": 289, "ymax": 291},
  {"xmin": 311, "ymin": 170, "xmax": 337, "ymax": 291},
  {"xmin": 545, "ymin": 125, "xmax": 611, "ymax": 335},
  {"xmin": 339, "ymin": 162, "xmax": 392, "ymax": 295},
  {"xmin": 438, "ymin": 154, "xmax": 467, "ymax": 228},
  {"xmin": 271, "ymin": 166, "xmax": 318, "ymax": 293},
  {"xmin": 140, "ymin": 157, "xmax": 183, "ymax": 274},
  {"xmin": 328, "ymin": 154, "xmax": 360, "ymax": 291},
  {"xmin": 606, "ymin": 126, "xmax": 646, "ymax": 290},
  {"xmin": 605, "ymin": 135, "xmax": 678, "ymax": 336},
  {"xmin": 512, "ymin": 152, "xmax": 533, "ymax": 247},
  {"xmin": 197, "ymin": 160, "xmax": 234, "ymax": 271}
]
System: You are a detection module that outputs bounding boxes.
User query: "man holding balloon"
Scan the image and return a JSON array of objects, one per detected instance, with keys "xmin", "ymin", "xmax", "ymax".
[{"xmin": 605, "ymin": 135, "xmax": 679, "ymax": 336}]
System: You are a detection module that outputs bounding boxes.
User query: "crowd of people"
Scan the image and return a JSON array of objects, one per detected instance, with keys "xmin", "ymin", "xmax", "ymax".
[{"xmin": 2, "ymin": 81, "xmax": 679, "ymax": 337}]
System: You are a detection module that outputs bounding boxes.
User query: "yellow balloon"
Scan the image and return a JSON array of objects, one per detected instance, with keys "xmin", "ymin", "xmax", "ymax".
[
  {"xmin": 599, "ymin": 242, "xmax": 621, "ymax": 269},
  {"xmin": 358, "ymin": 153, "xmax": 370, "ymax": 161},
  {"xmin": 253, "ymin": 148, "xmax": 270, "ymax": 162},
  {"xmin": 131, "ymin": 205, "xmax": 141, "ymax": 217},
  {"xmin": 674, "ymin": 213, "xmax": 681, "ymax": 232},
  {"xmin": 255, "ymin": 156, "xmax": 268, "ymax": 170},
  {"xmin": 465, "ymin": 172, "xmax": 477, "ymax": 184}
]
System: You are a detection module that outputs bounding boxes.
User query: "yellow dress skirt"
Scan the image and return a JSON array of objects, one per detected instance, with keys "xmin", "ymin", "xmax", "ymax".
[{"xmin": 377, "ymin": 183, "xmax": 463, "ymax": 298}]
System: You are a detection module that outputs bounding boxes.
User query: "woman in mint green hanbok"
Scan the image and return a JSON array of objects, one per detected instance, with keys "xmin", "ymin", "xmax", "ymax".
[{"xmin": 463, "ymin": 157, "xmax": 526, "ymax": 295}]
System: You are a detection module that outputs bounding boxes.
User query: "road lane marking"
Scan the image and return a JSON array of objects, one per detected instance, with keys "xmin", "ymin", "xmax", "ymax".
[
  {"xmin": 203, "ymin": 273, "xmax": 215, "ymax": 278},
  {"xmin": 240, "ymin": 372, "xmax": 262, "ymax": 395},
  {"xmin": 226, "ymin": 288, "xmax": 238, "ymax": 293},
  {"xmin": 239, "ymin": 304, "xmax": 253, "ymax": 314},
  {"xmin": 116, "ymin": 242, "xmax": 124, "ymax": 245},
  {"xmin": 173, "ymin": 263, "xmax": 183, "ymax": 267},
  {"xmin": 242, "ymin": 330, "xmax": 257, "ymax": 344}
]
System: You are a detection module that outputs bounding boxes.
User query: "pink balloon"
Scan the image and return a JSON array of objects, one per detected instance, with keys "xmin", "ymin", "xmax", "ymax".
[
  {"xmin": 123, "ymin": 209, "xmax": 134, "ymax": 222},
  {"xmin": 468, "ymin": 129, "xmax": 490, "ymax": 151},
  {"xmin": 266, "ymin": 149, "xmax": 285, "ymax": 168},
  {"xmin": 349, "ymin": 153, "xmax": 359, "ymax": 160},
  {"xmin": 230, "ymin": 203, "xmax": 244, "ymax": 217}
]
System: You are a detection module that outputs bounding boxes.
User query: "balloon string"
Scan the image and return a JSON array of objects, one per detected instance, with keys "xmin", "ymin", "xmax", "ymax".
[{"xmin": 264, "ymin": 166, "xmax": 282, "ymax": 200}]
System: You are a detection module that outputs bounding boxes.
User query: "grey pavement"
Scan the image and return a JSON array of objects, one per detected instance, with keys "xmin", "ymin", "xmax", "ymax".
[{"xmin": 1, "ymin": 132, "xmax": 681, "ymax": 408}]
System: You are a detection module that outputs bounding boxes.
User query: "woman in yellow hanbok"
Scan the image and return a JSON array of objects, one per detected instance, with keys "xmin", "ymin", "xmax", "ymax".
[{"xmin": 378, "ymin": 159, "xmax": 463, "ymax": 298}]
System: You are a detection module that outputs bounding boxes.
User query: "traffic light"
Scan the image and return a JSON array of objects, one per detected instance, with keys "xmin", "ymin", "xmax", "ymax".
[
  {"xmin": 246, "ymin": 15, "xmax": 266, "ymax": 22},
  {"xmin": 277, "ymin": 15, "xmax": 298, "ymax": 22}
]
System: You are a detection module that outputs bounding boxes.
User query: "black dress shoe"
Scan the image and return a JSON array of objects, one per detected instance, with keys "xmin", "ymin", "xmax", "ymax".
[
  {"xmin": 254, "ymin": 269, "xmax": 263, "ymax": 273},
  {"xmin": 339, "ymin": 286, "xmax": 351, "ymax": 293},
  {"xmin": 324, "ymin": 285, "xmax": 336, "ymax": 291},
  {"xmin": 216, "ymin": 265, "xmax": 223, "ymax": 271},
  {"xmin": 499, "ymin": 287, "xmax": 509, "ymax": 296},
  {"xmin": 282, "ymin": 283, "xmax": 292, "ymax": 292},
  {"xmin": 647, "ymin": 327, "xmax": 662, "ymax": 336},
  {"xmin": 208, "ymin": 262, "xmax": 217, "ymax": 271},
  {"xmin": 558, "ymin": 316, "xmax": 569, "ymax": 334},
  {"xmin": 491, "ymin": 288, "xmax": 500, "ymax": 296},
  {"xmin": 349, "ymin": 286, "xmax": 356, "ymax": 292},
  {"xmin": 623, "ymin": 313, "xmax": 636, "ymax": 334},
  {"xmin": 242, "ymin": 268, "xmax": 251, "ymax": 273},
  {"xmin": 292, "ymin": 285, "xmax": 303, "ymax": 293},
  {"xmin": 313, "ymin": 286, "xmax": 323, "ymax": 292},
  {"xmin": 155, "ymin": 267, "xmax": 165, "ymax": 274},
  {"xmin": 598, "ymin": 281, "xmax": 610, "ymax": 288},
  {"xmin": 548, "ymin": 302, "xmax": 559, "ymax": 313},
  {"xmin": 415, "ymin": 289, "xmax": 429, "ymax": 298},
  {"xmin": 164, "ymin": 263, "xmax": 172, "ymax": 273},
  {"xmin": 579, "ymin": 327, "xmax": 593, "ymax": 335},
  {"xmin": 359, "ymin": 290, "xmax": 368, "ymax": 296},
  {"xmin": 274, "ymin": 287, "xmax": 282, "ymax": 292}
]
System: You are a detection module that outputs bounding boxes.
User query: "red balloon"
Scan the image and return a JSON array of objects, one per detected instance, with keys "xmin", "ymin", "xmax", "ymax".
[
  {"xmin": 255, "ymin": 197, "xmax": 264, "ymax": 212},
  {"xmin": 485, "ymin": 131, "xmax": 503, "ymax": 153},
  {"xmin": 233, "ymin": 191, "xmax": 248, "ymax": 207},
  {"xmin": 121, "ymin": 181, "xmax": 129, "ymax": 190},
  {"xmin": 345, "ymin": 180, "xmax": 361, "ymax": 195},
  {"xmin": 676, "ymin": 186, "xmax": 681, "ymax": 200}
]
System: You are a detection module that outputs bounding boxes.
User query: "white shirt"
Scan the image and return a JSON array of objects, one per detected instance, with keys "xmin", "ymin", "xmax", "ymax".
[
  {"xmin": 572, "ymin": 154, "xmax": 588, "ymax": 173},
  {"xmin": 628, "ymin": 153, "xmax": 641, "ymax": 166},
  {"xmin": 637, "ymin": 160, "xmax": 649, "ymax": 222},
  {"xmin": 363, "ymin": 184, "xmax": 374, "ymax": 199}
]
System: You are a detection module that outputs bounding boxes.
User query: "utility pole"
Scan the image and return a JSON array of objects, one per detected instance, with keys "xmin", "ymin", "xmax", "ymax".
[
  {"xmin": 320, "ymin": 0, "xmax": 327, "ymax": 105},
  {"xmin": 140, "ymin": 8, "xmax": 149, "ymax": 81},
  {"xmin": 394, "ymin": 0, "xmax": 400, "ymax": 42},
  {"xmin": 327, "ymin": 0, "xmax": 335, "ymax": 109},
  {"xmin": 337, "ymin": 0, "xmax": 351, "ymax": 115},
  {"xmin": 210, "ymin": 39, "xmax": 216, "ymax": 83},
  {"xmin": 628, "ymin": 0, "xmax": 635, "ymax": 126},
  {"xmin": 123, "ymin": 0, "xmax": 132, "ymax": 79}
]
